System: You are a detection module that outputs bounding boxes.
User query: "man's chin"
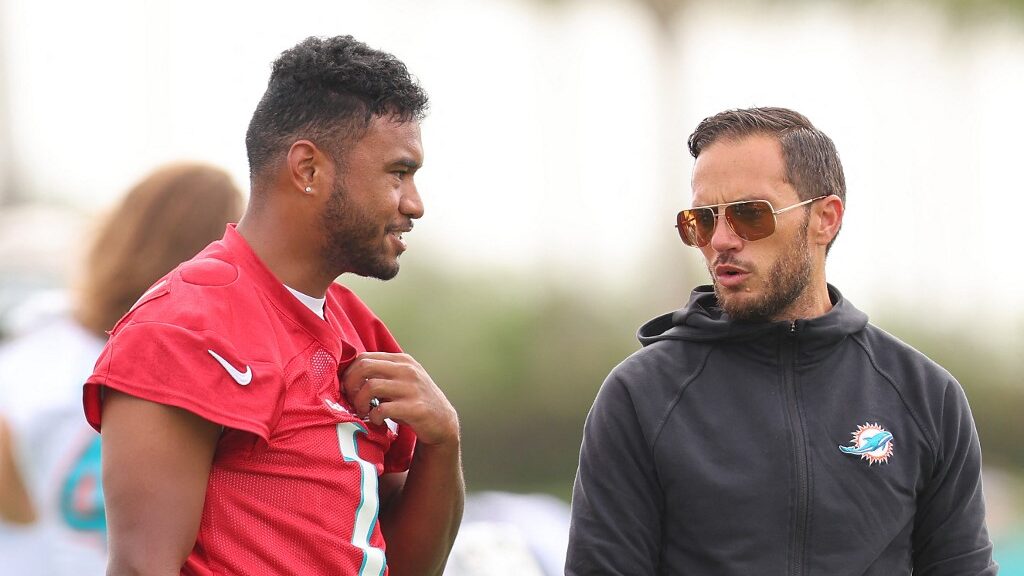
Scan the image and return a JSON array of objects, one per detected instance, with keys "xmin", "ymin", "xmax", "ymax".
[
  {"xmin": 714, "ymin": 286, "xmax": 764, "ymax": 322},
  {"xmin": 354, "ymin": 259, "xmax": 400, "ymax": 281}
]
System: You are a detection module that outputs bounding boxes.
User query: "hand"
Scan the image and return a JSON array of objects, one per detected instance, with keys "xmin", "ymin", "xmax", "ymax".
[{"xmin": 340, "ymin": 352, "xmax": 459, "ymax": 446}]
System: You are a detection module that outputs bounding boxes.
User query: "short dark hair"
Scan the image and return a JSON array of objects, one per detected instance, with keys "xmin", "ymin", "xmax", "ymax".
[
  {"xmin": 245, "ymin": 35, "xmax": 428, "ymax": 179},
  {"xmin": 687, "ymin": 107, "xmax": 846, "ymax": 252}
]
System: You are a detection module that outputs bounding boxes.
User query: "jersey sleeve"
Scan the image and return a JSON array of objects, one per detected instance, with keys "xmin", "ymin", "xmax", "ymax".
[{"xmin": 84, "ymin": 289, "xmax": 286, "ymax": 443}]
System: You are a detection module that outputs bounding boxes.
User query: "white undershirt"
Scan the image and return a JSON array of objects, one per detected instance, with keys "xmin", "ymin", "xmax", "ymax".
[{"xmin": 285, "ymin": 285, "xmax": 326, "ymax": 320}]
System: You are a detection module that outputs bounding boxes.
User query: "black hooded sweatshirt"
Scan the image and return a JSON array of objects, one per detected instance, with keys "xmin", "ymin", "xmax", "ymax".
[{"xmin": 566, "ymin": 285, "xmax": 996, "ymax": 576}]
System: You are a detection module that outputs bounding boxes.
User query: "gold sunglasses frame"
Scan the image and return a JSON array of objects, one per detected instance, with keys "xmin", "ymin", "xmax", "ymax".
[{"xmin": 675, "ymin": 195, "xmax": 830, "ymax": 247}]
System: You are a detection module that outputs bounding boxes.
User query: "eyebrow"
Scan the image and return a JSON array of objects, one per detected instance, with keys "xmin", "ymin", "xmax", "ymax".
[
  {"xmin": 691, "ymin": 193, "xmax": 769, "ymax": 208},
  {"xmin": 392, "ymin": 158, "xmax": 421, "ymax": 170}
]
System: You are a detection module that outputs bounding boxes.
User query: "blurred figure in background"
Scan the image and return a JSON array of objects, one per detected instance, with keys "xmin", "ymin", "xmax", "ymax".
[
  {"xmin": 0, "ymin": 162, "xmax": 243, "ymax": 575},
  {"xmin": 443, "ymin": 491, "xmax": 570, "ymax": 576},
  {"xmin": 0, "ymin": 205, "xmax": 86, "ymax": 339}
]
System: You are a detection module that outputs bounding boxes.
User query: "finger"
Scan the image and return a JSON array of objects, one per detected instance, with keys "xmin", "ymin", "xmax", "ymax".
[
  {"xmin": 340, "ymin": 357, "xmax": 388, "ymax": 396},
  {"xmin": 344, "ymin": 353, "xmax": 413, "ymax": 376},
  {"xmin": 344, "ymin": 354, "xmax": 419, "ymax": 382},
  {"xmin": 359, "ymin": 393, "xmax": 406, "ymax": 427},
  {"xmin": 351, "ymin": 377, "xmax": 403, "ymax": 414},
  {"xmin": 366, "ymin": 401, "xmax": 388, "ymax": 426},
  {"xmin": 358, "ymin": 397, "xmax": 384, "ymax": 425},
  {"xmin": 342, "ymin": 357, "xmax": 419, "ymax": 398},
  {"xmin": 341, "ymin": 355, "xmax": 404, "ymax": 384},
  {"xmin": 364, "ymin": 403, "xmax": 387, "ymax": 426}
]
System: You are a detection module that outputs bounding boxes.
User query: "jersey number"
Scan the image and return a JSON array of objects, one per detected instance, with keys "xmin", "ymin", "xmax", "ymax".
[
  {"xmin": 60, "ymin": 434, "xmax": 106, "ymax": 534},
  {"xmin": 336, "ymin": 422, "xmax": 386, "ymax": 576}
]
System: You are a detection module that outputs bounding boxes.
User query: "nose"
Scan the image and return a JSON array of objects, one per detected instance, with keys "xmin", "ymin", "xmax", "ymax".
[
  {"xmin": 707, "ymin": 210, "xmax": 743, "ymax": 254},
  {"xmin": 400, "ymin": 181, "xmax": 424, "ymax": 220}
]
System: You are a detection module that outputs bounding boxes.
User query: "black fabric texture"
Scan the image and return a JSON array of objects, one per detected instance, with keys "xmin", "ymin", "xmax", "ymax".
[{"xmin": 566, "ymin": 284, "xmax": 997, "ymax": 576}]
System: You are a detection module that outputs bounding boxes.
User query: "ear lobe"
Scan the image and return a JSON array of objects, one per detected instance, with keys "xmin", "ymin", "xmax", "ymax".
[{"xmin": 813, "ymin": 195, "xmax": 844, "ymax": 247}]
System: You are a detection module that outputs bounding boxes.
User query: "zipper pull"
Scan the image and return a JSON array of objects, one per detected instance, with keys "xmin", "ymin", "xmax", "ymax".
[{"xmin": 790, "ymin": 320, "xmax": 798, "ymax": 334}]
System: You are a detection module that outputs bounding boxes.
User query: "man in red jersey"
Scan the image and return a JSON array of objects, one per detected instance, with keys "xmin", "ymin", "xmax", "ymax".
[{"xmin": 84, "ymin": 36, "xmax": 463, "ymax": 575}]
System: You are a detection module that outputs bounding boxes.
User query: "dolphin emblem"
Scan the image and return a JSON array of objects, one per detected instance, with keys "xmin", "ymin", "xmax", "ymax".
[{"xmin": 839, "ymin": 430, "xmax": 893, "ymax": 455}]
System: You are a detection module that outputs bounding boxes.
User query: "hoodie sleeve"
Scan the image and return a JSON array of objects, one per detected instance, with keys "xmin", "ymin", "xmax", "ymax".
[
  {"xmin": 911, "ymin": 377, "xmax": 997, "ymax": 575},
  {"xmin": 566, "ymin": 370, "xmax": 663, "ymax": 575}
]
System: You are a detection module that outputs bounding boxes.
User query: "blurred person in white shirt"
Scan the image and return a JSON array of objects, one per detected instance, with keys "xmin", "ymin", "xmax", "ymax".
[{"xmin": 0, "ymin": 162, "xmax": 243, "ymax": 575}]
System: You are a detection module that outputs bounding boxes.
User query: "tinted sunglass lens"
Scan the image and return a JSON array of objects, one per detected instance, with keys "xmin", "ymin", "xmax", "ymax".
[
  {"xmin": 693, "ymin": 208, "xmax": 716, "ymax": 246},
  {"xmin": 726, "ymin": 201, "xmax": 774, "ymax": 241},
  {"xmin": 676, "ymin": 208, "xmax": 715, "ymax": 247},
  {"xmin": 676, "ymin": 211, "xmax": 697, "ymax": 246}
]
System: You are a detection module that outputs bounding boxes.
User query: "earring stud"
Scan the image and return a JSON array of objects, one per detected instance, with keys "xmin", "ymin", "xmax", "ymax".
[{"xmin": 304, "ymin": 186, "xmax": 312, "ymax": 193}]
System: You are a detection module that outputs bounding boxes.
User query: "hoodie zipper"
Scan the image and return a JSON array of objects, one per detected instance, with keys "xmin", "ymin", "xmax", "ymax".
[{"xmin": 783, "ymin": 321, "xmax": 809, "ymax": 576}]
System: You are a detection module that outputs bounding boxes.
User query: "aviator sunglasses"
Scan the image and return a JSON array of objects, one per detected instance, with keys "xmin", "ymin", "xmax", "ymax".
[{"xmin": 675, "ymin": 195, "xmax": 829, "ymax": 248}]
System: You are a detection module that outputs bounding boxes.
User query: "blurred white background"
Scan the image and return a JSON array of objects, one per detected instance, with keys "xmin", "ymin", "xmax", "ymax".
[{"xmin": 2, "ymin": 0, "xmax": 1022, "ymax": 342}]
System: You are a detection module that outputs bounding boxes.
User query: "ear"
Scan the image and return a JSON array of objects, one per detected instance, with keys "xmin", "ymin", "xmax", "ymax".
[
  {"xmin": 286, "ymin": 140, "xmax": 330, "ymax": 196},
  {"xmin": 811, "ymin": 195, "xmax": 844, "ymax": 248}
]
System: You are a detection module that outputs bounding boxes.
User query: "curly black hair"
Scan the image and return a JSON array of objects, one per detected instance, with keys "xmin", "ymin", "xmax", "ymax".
[{"xmin": 245, "ymin": 35, "xmax": 429, "ymax": 178}]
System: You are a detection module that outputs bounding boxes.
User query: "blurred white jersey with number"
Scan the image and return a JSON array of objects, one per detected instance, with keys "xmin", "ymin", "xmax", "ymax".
[{"xmin": 0, "ymin": 314, "xmax": 107, "ymax": 576}]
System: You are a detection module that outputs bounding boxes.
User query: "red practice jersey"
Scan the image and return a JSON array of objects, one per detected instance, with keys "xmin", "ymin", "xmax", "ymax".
[{"xmin": 84, "ymin": 225, "xmax": 416, "ymax": 575}]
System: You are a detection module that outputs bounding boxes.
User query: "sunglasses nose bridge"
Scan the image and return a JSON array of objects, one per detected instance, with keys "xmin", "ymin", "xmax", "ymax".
[{"xmin": 698, "ymin": 206, "xmax": 742, "ymax": 248}]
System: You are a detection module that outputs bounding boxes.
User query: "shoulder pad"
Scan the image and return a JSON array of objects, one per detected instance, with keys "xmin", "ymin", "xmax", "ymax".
[{"xmin": 179, "ymin": 258, "xmax": 239, "ymax": 287}]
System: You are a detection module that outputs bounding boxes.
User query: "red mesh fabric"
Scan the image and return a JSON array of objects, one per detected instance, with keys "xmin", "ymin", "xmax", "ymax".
[{"xmin": 187, "ymin": 344, "xmax": 396, "ymax": 575}]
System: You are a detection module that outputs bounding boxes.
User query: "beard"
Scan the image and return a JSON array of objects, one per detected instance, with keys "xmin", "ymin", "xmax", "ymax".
[
  {"xmin": 320, "ymin": 179, "xmax": 400, "ymax": 281},
  {"xmin": 713, "ymin": 215, "xmax": 813, "ymax": 322}
]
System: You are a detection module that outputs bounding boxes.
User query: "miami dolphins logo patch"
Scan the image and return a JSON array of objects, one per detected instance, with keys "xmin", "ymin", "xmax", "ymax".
[{"xmin": 839, "ymin": 422, "xmax": 894, "ymax": 465}]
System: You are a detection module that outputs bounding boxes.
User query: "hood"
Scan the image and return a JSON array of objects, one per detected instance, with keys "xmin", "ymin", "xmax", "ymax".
[{"xmin": 638, "ymin": 284, "xmax": 869, "ymax": 350}]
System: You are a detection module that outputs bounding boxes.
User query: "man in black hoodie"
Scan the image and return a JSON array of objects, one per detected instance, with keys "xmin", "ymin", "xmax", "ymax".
[{"xmin": 566, "ymin": 107, "xmax": 997, "ymax": 575}]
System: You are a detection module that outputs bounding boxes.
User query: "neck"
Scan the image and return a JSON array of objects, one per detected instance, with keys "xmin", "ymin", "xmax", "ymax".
[
  {"xmin": 236, "ymin": 206, "xmax": 332, "ymax": 298},
  {"xmin": 771, "ymin": 276, "xmax": 833, "ymax": 323}
]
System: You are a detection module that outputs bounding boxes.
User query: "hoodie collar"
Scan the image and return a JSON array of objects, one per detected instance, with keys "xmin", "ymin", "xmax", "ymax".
[{"xmin": 638, "ymin": 284, "xmax": 869, "ymax": 362}]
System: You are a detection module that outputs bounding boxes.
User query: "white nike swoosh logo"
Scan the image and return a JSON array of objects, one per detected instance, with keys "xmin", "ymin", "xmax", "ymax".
[{"xmin": 207, "ymin": 349, "xmax": 252, "ymax": 386}]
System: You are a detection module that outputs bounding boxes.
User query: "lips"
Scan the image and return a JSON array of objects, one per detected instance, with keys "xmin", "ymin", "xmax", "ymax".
[
  {"xmin": 714, "ymin": 263, "xmax": 751, "ymax": 289},
  {"xmin": 387, "ymin": 224, "xmax": 412, "ymax": 252}
]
